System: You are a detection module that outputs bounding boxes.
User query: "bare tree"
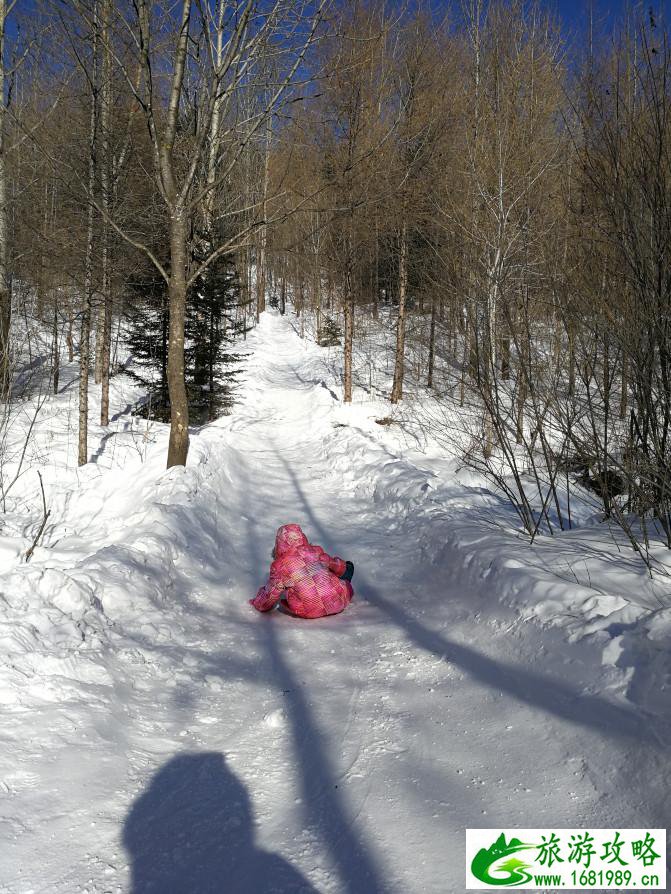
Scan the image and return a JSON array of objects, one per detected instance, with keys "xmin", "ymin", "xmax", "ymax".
[
  {"xmin": 78, "ymin": 0, "xmax": 99, "ymax": 465},
  {"xmin": 389, "ymin": 14, "xmax": 441, "ymax": 403},
  {"xmin": 0, "ymin": 0, "xmax": 10, "ymax": 397},
  {"xmin": 0, "ymin": 0, "xmax": 25, "ymax": 398},
  {"xmin": 65, "ymin": 0, "xmax": 327, "ymax": 466}
]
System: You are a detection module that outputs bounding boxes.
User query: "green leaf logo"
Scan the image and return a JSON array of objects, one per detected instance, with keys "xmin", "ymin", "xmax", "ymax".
[{"xmin": 471, "ymin": 833, "xmax": 536, "ymax": 886}]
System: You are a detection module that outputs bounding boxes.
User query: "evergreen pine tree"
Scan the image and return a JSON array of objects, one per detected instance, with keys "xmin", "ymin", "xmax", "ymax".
[{"xmin": 125, "ymin": 234, "xmax": 251, "ymax": 423}]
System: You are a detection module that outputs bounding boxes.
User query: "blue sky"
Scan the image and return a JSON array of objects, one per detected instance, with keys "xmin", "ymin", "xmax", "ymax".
[
  {"xmin": 5, "ymin": 0, "xmax": 671, "ymax": 45},
  {"xmin": 430, "ymin": 0, "xmax": 670, "ymax": 44},
  {"xmin": 551, "ymin": 0, "xmax": 669, "ymax": 36}
]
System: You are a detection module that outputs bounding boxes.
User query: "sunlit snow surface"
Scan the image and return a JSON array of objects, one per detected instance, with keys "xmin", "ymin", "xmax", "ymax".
[{"xmin": 0, "ymin": 310, "xmax": 669, "ymax": 893}]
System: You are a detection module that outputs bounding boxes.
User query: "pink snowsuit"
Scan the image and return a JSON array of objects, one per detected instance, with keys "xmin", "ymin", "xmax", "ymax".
[{"xmin": 251, "ymin": 524, "xmax": 353, "ymax": 619}]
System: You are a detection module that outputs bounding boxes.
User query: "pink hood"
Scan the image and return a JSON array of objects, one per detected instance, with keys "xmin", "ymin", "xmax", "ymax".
[{"xmin": 274, "ymin": 524, "xmax": 308, "ymax": 557}]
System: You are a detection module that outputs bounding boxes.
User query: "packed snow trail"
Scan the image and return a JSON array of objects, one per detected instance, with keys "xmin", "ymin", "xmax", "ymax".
[{"xmin": 0, "ymin": 311, "xmax": 669, "ymax": 893}]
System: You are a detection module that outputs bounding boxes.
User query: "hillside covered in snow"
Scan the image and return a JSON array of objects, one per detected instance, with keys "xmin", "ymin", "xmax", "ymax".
[{"xmin": 0, "ymin": 310, "xmax": 669, "ymax": 893}]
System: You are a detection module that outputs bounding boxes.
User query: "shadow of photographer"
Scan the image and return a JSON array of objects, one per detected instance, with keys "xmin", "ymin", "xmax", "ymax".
[{"xmin": 123, "ymin": 751, "xmax": 320, "ymax": 893}]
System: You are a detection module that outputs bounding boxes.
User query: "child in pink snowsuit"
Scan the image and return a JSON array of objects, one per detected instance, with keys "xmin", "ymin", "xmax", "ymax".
[{"xmin": 250, "ymin": 524, "xmax": 354, "ymax": 619}]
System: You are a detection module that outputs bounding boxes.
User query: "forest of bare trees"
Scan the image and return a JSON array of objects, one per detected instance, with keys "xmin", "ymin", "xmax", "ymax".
[{"xmin": 2, "ymin": 0, "xmax": 671, "ymax": 568}]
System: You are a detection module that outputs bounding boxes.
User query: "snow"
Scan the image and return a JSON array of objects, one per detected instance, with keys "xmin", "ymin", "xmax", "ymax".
[{"xmin": 0, "ymin": 309, "xmax": 669, "ymax": 893}]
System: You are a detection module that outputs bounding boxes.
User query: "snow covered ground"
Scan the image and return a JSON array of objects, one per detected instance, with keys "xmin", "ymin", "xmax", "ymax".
[{"xmin": 0, "ymin": 310, "xmax": 669, "ymax": 893}]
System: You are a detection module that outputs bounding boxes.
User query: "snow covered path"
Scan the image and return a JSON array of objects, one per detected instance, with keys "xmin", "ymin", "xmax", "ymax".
[{"xmin": 1, "ymin": 311, "xmax": 669, "ymax": 893}]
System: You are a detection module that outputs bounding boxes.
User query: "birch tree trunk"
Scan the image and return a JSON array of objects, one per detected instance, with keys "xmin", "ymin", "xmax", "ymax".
[
  {"xmin": 52, "ymin": 295, "xmax": 60, "ymax": 395},
  {"xmin": 312, "ymin": 210, "xmax": 321, "ymax": 336},
  {"xmin": 279, "ymin": 269, "xmax": 286, "ymax": 315},
  {"xmin": 427, "ymin": 293, "xmax": 436, "ymax": 388},
  {"xmin": 390, "ymin": 222, "xmax": 408, "ymax": 403},
  {"xmin": 94, "ymin": 298, "xmax": 104, "ymax": 384},
  {"xmin": 141, "ymin": 0, "xmax": 192, "ymax": 468},
  {"xmin": 166, "ymin": 210, "xmax": 190, "ymax": 467},
  {"xmin": 160, "ymin": 0, "xmax": 191, "ymax": 468},
  {"xmin": 256, "ymin": 115, "xmax": 271, "ymax": 320},
  {"xmin": 78, "ymin": 0, "xmax": 99, "ymax": 466},
  {"xmin": 0, "ymin": 0, "xmax": 9, "ymax": 399},
  {"xmin": 373, "ymin": 214, "xmax": 379, "ymax": 320},
  {"xmin": 343, "ymin": 208, "xmax": 355, "ymax": 402},
  {"xmin": 203, "ymin": 2, "xmax": 225, "ymax": 234},
  {"xmin": 99, "ymin": 0, "xmax": 112, "ymax": 425},
  {"xmin": 67, "ymin": 311, "xmax": 74, "ymax": 362},
  {"xmin": 343, "ymin": 292, "xmax": 354, "ymax": 402},
  {"xmin": 620, "ymin": 353, "xmax": 628, "ymax": 419}
]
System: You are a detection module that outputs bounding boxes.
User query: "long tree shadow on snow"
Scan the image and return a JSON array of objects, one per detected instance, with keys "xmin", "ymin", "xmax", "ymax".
[
  {"xmin": 275, "ymin": 448, "xmax": 662, "ymax": 748},
  {"xmin": 123, "ymin": 752, "xmax": 320, "ymax": 894}
]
